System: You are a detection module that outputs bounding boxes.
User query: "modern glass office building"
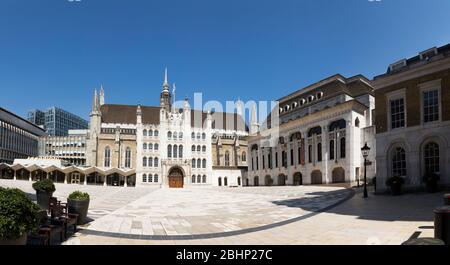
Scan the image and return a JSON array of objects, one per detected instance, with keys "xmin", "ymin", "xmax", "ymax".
[{"xmin": 27, "ymin": 107, "xmax": 88, "ymax": 136}]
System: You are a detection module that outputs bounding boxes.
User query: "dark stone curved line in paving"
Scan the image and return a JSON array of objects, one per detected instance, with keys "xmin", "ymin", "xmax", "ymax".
[{"xmin": 78, "ymin": 188, "xmax": 356, "ymax": 241}]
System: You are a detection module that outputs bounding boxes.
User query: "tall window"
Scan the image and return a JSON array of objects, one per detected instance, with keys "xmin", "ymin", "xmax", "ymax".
[
  {"xmin": 168, "ymin": 131, "xmax": 172, "ymax": 139},
  {"xmin": 154, "ymin": 174, "xmax": 159, "ymax": 182},
  {"xmin": 154, "ymin": 157, "xmax": 158, "ymax": 167},
  {"xmin": 148, "ymin": 174, "xmax": 153, "ymax": 182},
  {"xmin": 268, "ymin": 151, "xmax": 272, "ymax": 169},
  {"xmin": 308, "ymin": 145, "xmax": 312, "ymax": 163},
  {"xmin": 191, "ymin": 132, "xmax": 195, "ymax": 139},
  {"xmin": 125, "ymin": 147, "xmax": 131, "ymax": 168},
  {"xmin": 192, "ymin": 175, "xmax": 196, "ymax": 183},
  {"xmin": 173, "ymin": 145, "xmax": 178, "ymax": 158},
  {"xmin": 142, "ymin": 174, "xmax": 147, "ymax": 182},
  {"xmin": 251, "ymin": 158, "xmax": 254, "ymax": 171},
  {"xmin": 143, "ymin": 129, "xmax": 147, "ymax": 136},
  {"xmin": 173, "ymin": 132, "xmax": 178, "ymax": 139},
  {"xmin": 202, "ymin": 145, "xmax": 206, "ymax": 152},
  {"xmin": 104, "ymin": 147, "xmax": 111, "ymax": 167},
  {"xmin": 192, "ymin": 158, "xmax": 196, "ymax": 168},
  {"xmin": 330, "ymin": 140, "xmax": 335, "ymax": 160},
  {"xmin": 148, "ymin": 143, "xmax": 153, "ymax": 151},
  {"xmin": 340, "ymin": 138, "xmax": 346, "ymax": 158},
  {"xmin": 242, "ymin": 152, "xmax": 247, "ymax": 162},
  {"xmin": 392, "ymin": 147, "xmax": 406, "ymax": 177},
  {"xmin": 390, "ymin": 98, "xmax": 405, "ymax": 129},
  {"xmin": 154, "ymin": 143, "xmax": 159, "ymax": 150},
  {"xmin": 297, "ymin": 147, "xmax": 301, "ymax": 165},
  {"xmin": 197, "ymin": 159, "xmax": 201, "ymax": 168},
  {"xmin": 202, "ymin": 159, "xmax": 206, "ymax": 168},
  {"xmin": 202, "ymin": 175, "xmax": 206, "ymax": 183},
  {"xmin": 423, "ymin": 90, "xmax": 439, "ymax": 123},
  {"xmin": 192, "ymin": 145, "xmax": 196, "ymax": 151},
  {"xmin": 256, "ymin": 157, "xmax": 259, "ymax": 170},
  {"xmin": 197, "ymin": 133, "xmax": 201, "ymax": 139},
  {"xmin": 282, "ymin": 151, "xmax": 287, "ymax": 168},
  {"xmin": 202, "ymin": 133, "xmax": 206, "ymax": 140},
  {"xmin": 290, "ymin": 149, "xmax": 294, "ymax": 166},
  {"xmin": 143, "ymin": 156, "xmax": 147, "ymax": 167},
  {"xmin": 262, "ymin": 154, "xmax": 265, "ymax": 169},
  {"xmin": 148, "ymin": 157, "xmax": 153, "ymax": 167},
  {"xmin": 143, "ymin": 143, "xmax": 147, "ymax": 150},
  {"xmin": 167, "ymin": 144, "xmax": 172, "ymax": 158},
  {"xmin": 275, "ymin": 152, "xmax": 278, "ymax": 168},
  {"xmin": 197, "ymin": 145, "xmax": 201, "ymax": 152},
  {"xmin": 317, "ymin": 143, "xmax": 322, "ymax": 162},
  {"xmin": 149, "ymin": 130, "xmax": 153, "ymax": 136},
  {"xmin": 225, "ymin": 151, "xmax": 230, "ymax": 166},
  {"xmin": 197, "ymin": 175, "xmax": 201, "ymax": 183},
  {"xmin": 154, "ymin": 130, "xmax": 159, "ymax": 136},
  {"xmin": 179, "ymin": 145, "xmax": 183, "ymax": 158},
  {"xmin": 424, "ymin": 142, "xmax": 440, "ymax": 174}
]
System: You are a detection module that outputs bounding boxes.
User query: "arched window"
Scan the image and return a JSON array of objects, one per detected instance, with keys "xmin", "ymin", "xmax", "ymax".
[
  {"xmin": 197, "ymin": 133, "xmax": 201, "ymax": 139},
  {"xmin": 154, "ymin": 143, "xmax": 159, "ymax": 150},
  {"xmin": 340, "ymin": 137, "xmax": 346, "ymax": 158},
  {"xmin": 242, "ymin": 151, "xmax": 247, "ymax": 162},
  {"xmin": 173, "ymin": 145, "xmax": 178, "ymax": 158},
  {"xmin": 154, "ymin": 130, "xmax": 159, "ymax": 136},
  {"xmin": 282, "ymin": 151, "xmax": 287, "ymax": 167},
  {"xmin": 225, "ymin": 151, "xmax": 230, "ymax": 166},
  {"xmin": 167, "ymin": 144, "xmax": 172, "ymax": 158},
  {"xmin": 202, "ymin": 145, "xmax": 206, "ymax": 152},
  {"xmin": 143, "ymin": 143, "xmax": 147, "ymax": 150},
  {"xmin": 197, "ymin": 175, "xmax": 201, "ymax": 183},
  {"xmin": 195, "ymin": 145, "xmax": 199, "ymax": 152},
  {"xmin": 191, "ymin": 132, "xmax": 195, "ymax": 139},
  {"xmin": 154, "ymin": 157, "xmax": 158, "ymax": 167},
  {"xmin": 104, "ymin": 147, "xmax": 111, "ymax": 167},
  {"xmin": 148, "ymin": 143, "xmax": 153, "ymax": 150},
  {"xmin": 308, "ymin": 145, "xmax": 312, "ymax": 163},
  {"xmin": 424, "ymin": 142, "xmax": 440, "ymax": 174},
  {"xmin": 202, "ymin": 159, "xmax": 206, "ymax": 168},
  {"xmin": 202, "ymin": 133, "xmax": 206, "ymax": 140},
  {"xmin": 148, "ymin": 157, "xmax": 153, "ymax": 167},
  {"xmin": 197, "ymin": 159, "xmax": 201, "ymax": 168},
  {"xmin": 154, "ymin": 174, "xmax": 159, "ymax": 182},
  {"xmin": 143, "ymin": 129, "xmax": 147, "ymax": 137},
  {"xmin": 149, "ymin": 130, "xmax": 153, "ymax": 136},
  {"xmin": 192, "ymin": 158, "xmax": 196, "ymax": 168},
  {"xmin": 224, "ymin": 177, "xmax": 228, "ymax": 186},
  {"xmin": 192, "ymin": 145, "xmax": 196, "ymax": 151},
  {"xmin": 202, "ymin": 175, "xmax": 206, "ymax": 183},
  {"xmin": 179, "ymin": 145, "xmax": 183, "ymax": 158},
  {"xmin": 192, "ymin": 175, "xmax": 196, "ymax": 183},
  {"xmin": 218, "ymin": 177, "xmax": 222, "ymax": 186},
  {"xmin": 290, "ymin": 149, "xmax": 294, "ymax": 165},
  {"xmin": 179, "ymin": 132, "xmax": 183, "ymax": 139},
  {"xmin": 142, "ymin": 174, "xmax": 147, "ymax": 182},
  {"xmin": 317, "ymin": 143, "xmax": 322, "ymax": 162},
  {"xmin": 143, "ymin": 156, "xmax": 147, "ymax": 167},
  {"xmin": 148, "ymin": 174, "xmax": 153, "ymax": 183},
  {"xmin": 355, "ymin": 118, "xmax": 360, "ymax": 128},
  {"xmin": 125, "ymin": 147, "xmax": 131, "ymax": 168},
  {"xmin": 168, "ymin": 131, "xmax": 172, "ymax": 139},
  {"xmin": 173, "ymin": 132, "xmax": 178, "ymax": 139},
  {"xmin": 392, "ymin": 147, "xmax": 406, "ymax": 177},
  {"xmin": 330, "ymin": 140, "xmax": 335, "ymax": 160}
]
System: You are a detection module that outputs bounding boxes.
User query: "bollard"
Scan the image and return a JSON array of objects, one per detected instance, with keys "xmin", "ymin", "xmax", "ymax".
[
  {"xmin": 444, "ymin": 194, "xmax": 450, "ymax": 206},
  {"xmin": 434, "ymin": 206, "xmax": 450, "ymax": 245},
  {"xmin": 402, "ymin": 237, "xmax": 445, "ymax": 245}
]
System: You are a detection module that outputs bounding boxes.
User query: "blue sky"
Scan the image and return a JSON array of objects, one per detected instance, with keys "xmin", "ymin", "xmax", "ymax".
[{"xmin": 1, "ymin": 0, "xmax": 449, "ymax": 120}]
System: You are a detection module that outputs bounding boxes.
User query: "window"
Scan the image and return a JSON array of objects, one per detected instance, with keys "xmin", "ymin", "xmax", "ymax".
[
  {"xmin": 202, "ymin": 145, "xmax": 206, "ymax": 152},
  {"xmin": 225, "ymin": 151, "xmax": 230, "ymax": 166},
  {"xmin": 256, "ymin": 157, "xmax": 259, "ymax": 170},
  {"xmin": 423, "ymin": 90, "xmax": 439, "ymax": 123},
  {"xmin": 148, "ymin": 157, "xmax": 153, "ymax": 167},
  {"xmin": 202, "ymin": 133, "xmax": 206, "ymax": 140},
  {"xmin": 143, "ymin": 157, "xmax": 147, "ymax": 167},
  {"xmin": 197, "ymin": 159, "xmax": 201, "ymax": 168},
  {"xmin": 202, "ymin": 159, "xmax": 206, "ymax": 168},
  {"xmin": 149, "ymin": 130, "xmax": 153, "ymax": 136},
  {"xmin": 275, "ymin": 152, "xmax": 278, "ymax": 168},
  {"xmin": 143, "ymin": 129, "xmax": 147, "ymax": 136},
  {"xmin": 125, "ymin": 147, "xmax": 131, "ymax": 168},
  {"xmin": 168, "ymin": 131, "xmax": 172, "ymax": 139},
  {"xmin": 317, "ymin": 143, "xmax": 322, "ymax": 162},
  {"xmin": 251, "ymin": 158, "xmax": 254, "ymax": 171},
  {"xmin": 154, "ymin": 174, "xmax": 158, "ymax": 182},
  {"xmin": 290, "ymin": 149, "xmax": 294, "ymax": 166},
  {"xmin": 167, "ymin": 144, "xmax": 172, "ymax": 158},
  {"xmin": 197, "ymin": 175, "xmax": 201, "ymax": 183},
  {"xmin": 424, "ymin": 142, "xmax": 439, "ymax": 174},
  {"xmin": 142, "ymin": 174, "xmax": 147, "ymax": 182},
  {"xmin": 154, "ymin": 143, "xmax": 159, "ymax": 150},
  {"xmin": 192, "ymin": 175, "xmax": 196, "ymax": 183},
  {"xmin": 179, "ymin": 145, "xmax": 183, "ymax": 158},
  {"xmin": 191, "ymin": 132, "xmax": 195, "ymax": 139},
  {"xmin": 179, "ymin": 132, "xmax": 183, "ymax": 139},
  {"xmin": 104, "ymin": 147, "xmax": 111, "ymax": 167},
  {"xmin": 173, "ymin": 145, "xmax": 178, "ymax": 158},
  {"xmin": 330, "ymin": 140, "xmax": 335, "ymax": 160},
  {"xmin": 143, "ymin": 143, "xmax": 147, "ymax": 150},
  {"xmin": 192, "ymin": 158, "xmax": 196, "ymax": 168},
  {"xmin": 202, "ymin": 175, "xmax": 206, "ymax": 183},
  {"xmin": 173, "ymin": 132, "xmax": 177, "ymax": 139},
  {"xmin": 316, "ymin": 92, "xmax": 323, "ymax": 100},
  {"xmin": 262, "ymin": 154, "xmax": 265, "ymax": 169},
  {"xmin": 154, "ymin": 157, "xmax": 158, "ymax": 167},
  {"xmin": 297, "ymin": 147, "xmax": 301, "ymax": 165},
  {"xmin": 148, "ymin": 174, "xmax": 153, "ymax": 183},
  {"xmin": 148, "ymin": 143, "xmax": 153, "ymax": 150},
  {"xmin": 197, "ymin": 145, "xmax": 201, "ymax": 152},
  {"xmin": 355, "ymin": 117, "xmax": 360, "ymax": 128},
  {"xmin": 392, "ymin": 147, "xmax": 406, "ymax": 177},
  {"xmin": 308, "ymin": 145, "xmax": 312, "ymax": 163},
  {"xmin": 197, "ymin": 133, "xmax": 201, "ymax": 139},
  {"xmin": 340, "ymin": 138, "xmax": 346, "ymax": 158},
  {"xmin": 192, "ymin": 145, "xmax": 196, "ymax": 151},
  {"xmin": 282, "ymin": 151, "xmax": 287, "ymax": 168},
  {"xmin": 390, "ymin": 98, "xmax": 405, "ymax": 129},
  {"xmin": 242, "ymin": 152, "xmax": 246, "ymax": 162},
  {"xmin": 154, "ymin": 130, "xmax": 159, "ymax": 136}
]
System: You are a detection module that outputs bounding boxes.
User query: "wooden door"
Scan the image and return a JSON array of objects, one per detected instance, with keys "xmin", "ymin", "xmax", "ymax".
[{"xmin": 169, "ymin": 176, "xmax": 183, "ymax": 188}]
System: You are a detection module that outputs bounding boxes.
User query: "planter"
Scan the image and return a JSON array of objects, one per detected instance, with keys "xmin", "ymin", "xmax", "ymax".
[
  {"xmin": 36, "ymin": 191, "xmax": 53, "ymax": 210},
  {"xmin": 68, "ymin": 198, "xmax": 90, "ymax": 225},
  {"xmin": 0, "ymin": 233, "xmax": 27, "ymax": 245},
  {"xmin": 390, "ymin": 184, "xmax": 402, "ymax": 196}
]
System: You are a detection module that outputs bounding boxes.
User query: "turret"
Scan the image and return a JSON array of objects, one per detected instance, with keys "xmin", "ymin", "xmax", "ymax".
[
  {"xmin": 160, "ymin": 68, "xmax": 172, "ymax": 112},
  {"xmin": 250, "ymin": 102, "xmax": 259, "ymax": 135},
  {"xmin": 137, "ymin": 104, "xmax": 142, "ymax": 124}
]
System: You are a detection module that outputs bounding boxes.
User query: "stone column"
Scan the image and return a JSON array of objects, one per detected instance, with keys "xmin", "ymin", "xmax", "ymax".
[
  {"xmin": 64, "ymin": 173, "xmax": 68, "ymax": 184},
  {"xmin": 84, "ymin": 175, "xmax": 87, "ymax": 185},
  {"xmin": 13, "ymin": 170, "xmax": 17, "ymax": 180},
  {"xmin": 103, "ymin": 175, "xmax": 107, "ymax": 186},
  {"xmin": 124, "ymin": 176, "xmax": 128, "ymax": 187}
]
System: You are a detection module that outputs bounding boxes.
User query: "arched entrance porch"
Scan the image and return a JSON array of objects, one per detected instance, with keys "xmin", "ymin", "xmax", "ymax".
[{"xmin": 168, "ymin": 167, "xmax": 184, "ymax": 188}]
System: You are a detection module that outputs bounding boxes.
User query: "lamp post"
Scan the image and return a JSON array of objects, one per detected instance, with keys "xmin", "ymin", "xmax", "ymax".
[{"xmin": 361, "ymin": 142, "xmax": 371, "ymax": 198}]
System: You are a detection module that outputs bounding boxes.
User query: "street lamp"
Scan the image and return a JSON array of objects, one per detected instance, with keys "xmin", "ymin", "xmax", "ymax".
[{"xmin": 361, "ymin": 142, "xmax": 371, "ymax": 198}]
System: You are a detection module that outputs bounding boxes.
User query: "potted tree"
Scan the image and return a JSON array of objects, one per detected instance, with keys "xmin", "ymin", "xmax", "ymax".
[
  {"xmin": 67, "ymin": 191, "xmax": 90, "ymax": 225},
  {"xmin": 385, "ymin": 176, "xmax": 405, "ymax": 196},
  {"xmin": 0, "ymin": 187, "xmax": 40, "ymax": 245},
  {"xmin": 32, "ymin": 179, "xmax": 56, "ymax": 210},
  {"xmin": 422, "ymin": 172, "xmax": 440, "ymax": 193}
]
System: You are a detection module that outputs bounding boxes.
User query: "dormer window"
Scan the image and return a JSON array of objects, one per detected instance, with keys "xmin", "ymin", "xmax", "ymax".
[
  {"xmin": 284, "ymin": 105, "xmax": 290, "ymax": 112},
  {"xmin": 299, "ymin": 98, "xmax": 306, "ymax": 106},
  {"xmin": 279, "ymin": 108, "xmax": 284, "ymax": 114},
  {"xmin": 419, "ymin": 47, "xmax": 438, "ymax": 61},
  {"xmin": 316, "ymin": 92, "xmax": 323, "ymax": 100},
  {"xmin": 291, "ymin": 102, "xmax": 298, "ymax": 109},
  {"xmin": 307, "ymin": 95, "xmax": 315, "ymax": 103},
  {"xmin": 389, "ymin": 59, "xmax": 407, "ymax": 72}
]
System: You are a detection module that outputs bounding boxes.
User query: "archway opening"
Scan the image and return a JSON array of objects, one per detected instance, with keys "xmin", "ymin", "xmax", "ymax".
[
  {"xmin": 311, "ymin": 170, "xmax": 323, "ymax": 185},
  {"xmin": 332, "ymin": 167, "xmax": 345, "ymax": 183},
  {"xmin": 168, "ymin": 167, "xmax": 184, "ymax": 188}
]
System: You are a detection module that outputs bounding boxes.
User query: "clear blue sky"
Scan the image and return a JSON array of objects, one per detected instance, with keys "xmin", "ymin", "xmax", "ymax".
[{"xmin": 1, "ymin": 0, "xmax": 449, "ymax": 120}]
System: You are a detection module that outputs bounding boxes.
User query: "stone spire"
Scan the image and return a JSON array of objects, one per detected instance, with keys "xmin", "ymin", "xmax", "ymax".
[
  {"xmin": 99, "ymin": 85, "xmax": 105, "ymax": 106},
  {"xmin": 250, "ymin": 102, "xmax": 259, "ymax": 135},
  {"xmin": 162, "ymin": 68, "xmax": 169, "ymax": 92},
  {"xmin": 160, "ymin": 68, "xmax": 172, "ymax": 111},
  {"xmin": 91, "ymin": 88, "xmax": 99, "ymax": 113}
]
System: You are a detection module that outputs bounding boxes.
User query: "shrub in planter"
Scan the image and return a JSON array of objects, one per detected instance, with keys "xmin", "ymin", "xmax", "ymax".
[
  {"xmin": 385, "ymin": 176, "xmax": 405, "ymax": 196},
  {"xmin": 422, "ymin": 173, "xmax": 440, "ymax": 193},
  {"xmin": 67, "ymin": 191, "xmax": 90, "ymax": 225},
  {"xmin": 0, "ymin": 187, "xmax": 40, "ymax": 245},
  {"xmin": 32, "ymin": 179, "xmax": 56, "ymax": 210}
]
